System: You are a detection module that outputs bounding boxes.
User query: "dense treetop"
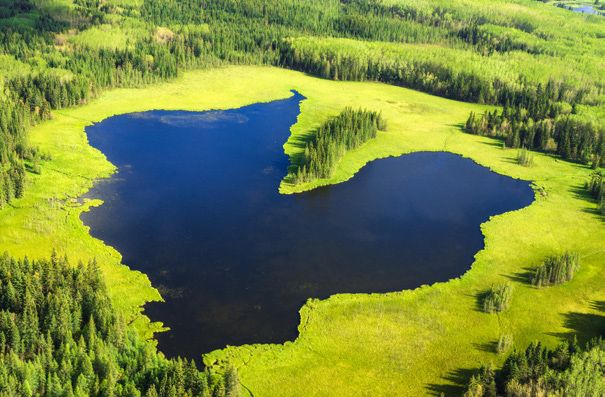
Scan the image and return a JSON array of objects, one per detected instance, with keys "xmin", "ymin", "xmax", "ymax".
[
  {"xmin": 293, "ymin": 108, "xmax": 385, "ymax": 183},
  {"xmin": 0, "ymin": 252, "xmax": 240, "ymax": 396},
  {"xmin": 465, "ymin": 339, "xmax": 605, "ymax": 397},
  {"xmin": 0, "ymin": 0, "xmax": 603, "ymax": 395}
]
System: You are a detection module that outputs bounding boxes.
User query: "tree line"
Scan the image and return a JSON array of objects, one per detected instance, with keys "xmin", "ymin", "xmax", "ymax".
[
  {"xmin": 1, "ymin": 0, "xmax": 602, "ymax": 203},
  {"xmin": 293, "ymin": 108, "xmax": 385, "ymax": 183},
  {"xmin": 465, "ymin": 103, "xmax": 605, "ymax": 167},
  {"xmin": 141, "ymin": 0, "xmax": 454, "ymax": 47},
  {"xmin": 279, "ymin": 39, "xmax": 492, "ymax": 105},
  {"xmin": 456, "ymin": 24, "xmax": 550, "ymax": 56},
  {"xmin": 277, "ymin": 38, "xmax": 596, "ymax": 108},
  {"xmin": 0, "ymin": 252, "xmax": 240, "ymax": 397},
  {"xmin": 465, "ymin": 339, "xmax": 605, "ymax": 397}
]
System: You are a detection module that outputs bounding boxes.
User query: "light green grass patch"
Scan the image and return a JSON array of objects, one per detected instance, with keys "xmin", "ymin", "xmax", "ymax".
[{"xmin": 69, "ymin": 21, "xmax": 149, "ymax": 50}]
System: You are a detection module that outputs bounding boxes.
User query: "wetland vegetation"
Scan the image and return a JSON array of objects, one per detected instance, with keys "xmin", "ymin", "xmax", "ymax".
[{"xmin": 0, "ymin": 0, "xmax": 603, "ymax": 396}]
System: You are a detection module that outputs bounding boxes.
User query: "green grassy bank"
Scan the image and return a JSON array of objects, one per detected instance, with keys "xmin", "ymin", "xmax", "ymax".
[{"xmin": 0, "ymin": 66, "xmax": 603, "ymax": 395}]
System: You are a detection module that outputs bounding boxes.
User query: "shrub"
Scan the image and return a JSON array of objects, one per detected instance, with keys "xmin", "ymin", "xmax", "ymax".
[
  {"xmin": 497, "ymin": 334, "xmax": 514, "ymax": 354},
  {"xmin": 482, "ymin": 283, "xmax": 513, "ymax": 313},
  {"xmin": 516, "ymin": 147, "xmax": 534, "ymax": 167}
]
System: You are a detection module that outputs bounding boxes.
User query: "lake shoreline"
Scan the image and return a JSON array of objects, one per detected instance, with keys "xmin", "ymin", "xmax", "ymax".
[
  {"xmin": 1, "ymin": 66, "xmax": 602, "ymax": 395},
  {"xmin": 82, "ymin": 96, "xmax": 533, "ymax": 357}
]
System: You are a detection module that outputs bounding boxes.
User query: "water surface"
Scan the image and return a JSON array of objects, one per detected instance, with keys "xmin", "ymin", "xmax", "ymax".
[
  {"xmin": 573, "ymin": 5, "xmax": 599, "ymax": 13},
  {"xmin": 558, "ymin": 3, "xmax": 602, "ymax": 14},
  {"xmin": 82, "ymin": 92, "xmax": 534, "ymax": 359}
]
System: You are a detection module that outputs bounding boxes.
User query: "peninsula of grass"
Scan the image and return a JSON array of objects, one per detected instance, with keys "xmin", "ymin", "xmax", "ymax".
[{"xmin": 0, "ymin": 66, "xmax": 603, "ymax": 396}]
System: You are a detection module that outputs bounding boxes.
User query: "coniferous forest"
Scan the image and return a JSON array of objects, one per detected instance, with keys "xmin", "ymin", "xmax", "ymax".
[
  {"xmin": 1, "ymin": 0, "xmax": 603, "ymax": 204},
  {"xmin": 294, "ymin": 108, "xmax": 385, "ymax": 183},
  {"xmin": 0, "ymin": 0, "xmax": 604, "ymax": 396},
  {"xmin": 465, "ymin": 105, "xmax": 605, "ymax": 167},
  {"xmin": 465, "ymin": 339, "xmax": 605, "ymax": 397},
  {"xmin": 0, "ymin": 252, "xmax": 238, "ymax": 397}
]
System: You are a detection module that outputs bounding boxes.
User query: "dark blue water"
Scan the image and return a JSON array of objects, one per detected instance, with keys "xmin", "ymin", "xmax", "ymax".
[{"xmin": 82, "ymin": 92, "xmax": 534, "ymax": 360}]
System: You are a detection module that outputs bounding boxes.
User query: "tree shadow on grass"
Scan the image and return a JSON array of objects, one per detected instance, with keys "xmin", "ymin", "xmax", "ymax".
[
  {"xmin": 547, "ymin": 301, "xmax": 605, "ymax": 345},
  {"xmin": 281, "ymin": 129, "xmax": 318, "ymax": 183},
  {"xmin": 581, "ymin": 206, "xmax": 604, "ymax": 219},
  {"xmin": 474, "ymin": 290, "xmax": 489, "ymax": 313},
  {"xmin": 505, "ymin": 267, "xmax": 534, "ymax": 285},
  {"xmin": 428, "ymin": 305, "xmax": 605, "ymax": 396},
  {"xmin": 569, "ymin": 185, "xmax": 604, "ymax": 219},
  {"xmin": 570, "ymin": 184, "xmax": 593, "ymax": 201},
  {"xmin": 591, "ymin": 300, "xmax": 605, "ymax": 312},
  {"xmin": 473, "ymin": 340, "xmax": 498, "ymax": 354},
  {"xmin": 287, "ymin": 131, "xmax": 314, "ymax": 163},
  {"xmin": 426, "ymin": 367, "xmax": 476, "ymax": 396},
  {"xmin": 460, "ymin": 291, "xmax": 485, "ymax": 314},
  {"xmin": 288, "ymin": 129, "xmax": 315, "ymax": 152},
  {"xmin": 480, "ymin": 139, "xmax": 506, "ymax": 150},
  {"xmin": 503, "ymin": 157, "xmax": 522, "ymax": 165}
]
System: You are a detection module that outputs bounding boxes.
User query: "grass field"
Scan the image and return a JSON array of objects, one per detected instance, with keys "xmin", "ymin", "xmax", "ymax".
[
  {"xmin": 68, "ymin": 22, "xmax": 149, "ymax": 50},
  {"xmin": 0, "ymin": 66, "xmax": 603, "ymax": 395}
]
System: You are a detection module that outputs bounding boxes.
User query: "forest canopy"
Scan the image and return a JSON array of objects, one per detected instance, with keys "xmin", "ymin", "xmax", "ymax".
[
  {"xmin": 0, "ymin": 0, "xmax": 603, "ymax": 203},
  {"xmin": 293, "ymin": 108, "xmax": 386, "ymax": 183},
  {"xmin": 0, "ymin": 1, "xmax": 604, "ymax": 394},
  {"xmin": 0, "ymin": 252, "xmax": 239, "ymax": 396}
]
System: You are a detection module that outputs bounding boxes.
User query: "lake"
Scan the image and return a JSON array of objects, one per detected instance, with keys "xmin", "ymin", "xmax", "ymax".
[
  {"xmin": 558, "ymin": 3, "xmax": 602, "ymax": 14},
  {"xmin": 82, "ymin": 92, "xmax": 534, "ymax": 360},
  {"xmin": 573, "ymin": 5, "xmax": 599, "ymax": 13}
]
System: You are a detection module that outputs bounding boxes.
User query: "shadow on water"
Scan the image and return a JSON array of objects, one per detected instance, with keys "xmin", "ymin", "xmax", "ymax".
[{"xmin": 81, "ymin": 91, "xmax": 535, "ymax": 361}]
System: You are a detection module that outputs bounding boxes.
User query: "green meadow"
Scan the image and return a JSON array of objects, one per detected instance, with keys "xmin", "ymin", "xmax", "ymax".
[{"xmin": 0, "ymin": 66, "xmax": 603, "ymax": 395}]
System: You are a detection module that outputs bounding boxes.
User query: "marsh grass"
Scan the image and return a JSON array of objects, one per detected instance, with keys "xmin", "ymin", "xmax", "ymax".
[{"xmin": 1, "ymin": 66, "xmax": 603, "ymax": 396}]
